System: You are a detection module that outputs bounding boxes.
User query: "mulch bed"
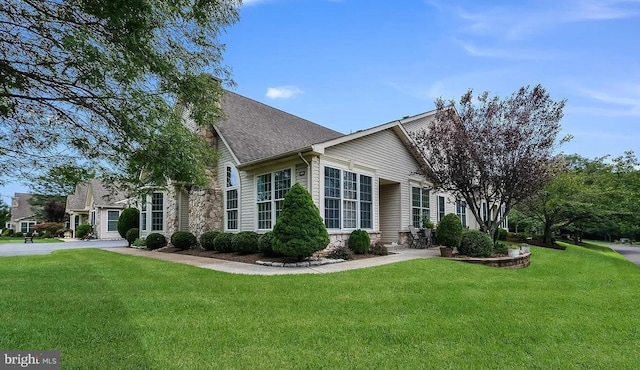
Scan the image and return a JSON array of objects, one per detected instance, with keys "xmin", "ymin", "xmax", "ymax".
[{"xmin": 159, "ymin": 247, "xmax": 384, "ymax": 265}]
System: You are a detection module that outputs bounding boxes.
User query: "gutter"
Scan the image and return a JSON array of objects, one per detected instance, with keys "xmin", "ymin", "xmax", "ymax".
[{"xmin": 298, "ymin": 152, "xmax": 312, "ymax": 193}]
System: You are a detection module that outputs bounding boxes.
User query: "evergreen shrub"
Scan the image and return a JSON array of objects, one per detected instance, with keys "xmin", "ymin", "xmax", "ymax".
[
  {"xmin": 117, "ymin": 208, "xmax": 140, "ymax": 239},
  {"xmin": 258, "ymin": 232, "xmax": 280, "ymax": 256},
  {"xmin": 200, "ymin": 231, "xmax": 220, "ymax": 251},
  {"xmin": 125, "ymin": 228, "xmax": 139, "ymax": 246},
  {"xmin": 435, "ymin": 213, "xmax": 463, "ymax": 248},
  {"xmin": 348, "ymin": 229, "xmax": 370, "ymax": 254},
  {"xmin": 459, "ymin": 230, "xmax": 494, "ymax": 257},
  {"xmin": 232, "ymin": 231, "xmax": 260, "ymax": 255},
  {"xmin": 272, "ymin": 183, "xmax": 330, "ymax": 260},
  {"xmin": 76, "ymin": 224, "xmax": 92, "ymax": 239},
  {"xmin": 146, "ymin": 233, "xmax": 167, "ymax": 250},
  {"xmin": 213, "ymin": 232, "xmax": 234, "ymax": 253},
  {"xmin": 171, "ymin": 231, "xmax": 197, "ymax": 250}
]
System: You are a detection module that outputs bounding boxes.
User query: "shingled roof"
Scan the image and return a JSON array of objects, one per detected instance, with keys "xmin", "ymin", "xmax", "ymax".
[
  {"xmin": 10, "ymin": 193, "xmax": 38, "ymax": 221},
  {"xmin": 65, "ymin": 183, "xmax": 89, "ymax": 212},
  {"xmin": 216, "ymin": 91, "xmax": 344, "ymax": 164},
  {"xmin": 65, "ymin": 179, "xmax": 128, "ymax": 213}
]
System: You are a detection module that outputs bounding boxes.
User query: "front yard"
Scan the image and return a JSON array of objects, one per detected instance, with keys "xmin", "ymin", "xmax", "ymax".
[
  {"xmin": 0, "ymin": 242, "xmax": 638, "ymax": 368},
  {"xmin": 0, "ymin": 237, "xmax": 64, "ymax": 244}
]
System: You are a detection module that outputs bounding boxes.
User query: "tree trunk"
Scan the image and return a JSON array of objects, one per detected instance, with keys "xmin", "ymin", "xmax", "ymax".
[{"xmin": 542, "ymin": 221, "xmax": 553, "ymax": 245}]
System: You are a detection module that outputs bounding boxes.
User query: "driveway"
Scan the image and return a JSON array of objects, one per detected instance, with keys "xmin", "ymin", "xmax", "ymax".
[
  {"xmin": 608, "ymin": 244, "xmax": 640, "ymax": 267},
  {"xmin": 0, "ymin": 239, "xmax": 129, "ymax": 257}
]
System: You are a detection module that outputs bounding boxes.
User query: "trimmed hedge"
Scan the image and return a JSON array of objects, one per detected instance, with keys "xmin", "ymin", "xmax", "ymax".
[
  {"xmin": 171, "ymin": 231, "xmax": 197, "ymax": 250},
  {"xmin": 369, "ymin": 240, "xmax": 389, "ymax": 256},
  {"xmin": 146, "ymin": 233, "xmax": 167, "ymax": 250},
  {"xmin": 200, "ymin": 231, "xmax": 220, "ymax": 251},
  {"xmin": 232, "ymin": 231, "xmax": 260, "ymax": 255},
  {"xmin": 436, "ymin": 213, "xmax": 463, "ymax": 248},
  {"xmin": 258, "ymin": 232, "xmax": 279, "ymax": 256},
  {"xmin": 117, "ymin": 208, "xmax": 139, "ymax": 239},
  {"xmin": 459, "ymin": 230, "xmax": 494, "ymax": 257},
  {"xmin": 125, "ymin": 228, "xmax": 140, "ymax": 246},
  {"xmin": 213, "ymin": 232, "xmax": 234, "ymax": 253},
  {"xmin": 348, "ymin": 229, "xmax": 370, "ymax": 254}
]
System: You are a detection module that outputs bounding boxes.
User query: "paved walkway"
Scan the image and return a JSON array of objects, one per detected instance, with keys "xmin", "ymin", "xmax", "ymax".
[
  {"xmin": 0, "ymin": 239, "xmax": 128, "ymax": 257},
  {"xmin": 106, "ymin": 246, "xmax": 441, "ymax": 275}
]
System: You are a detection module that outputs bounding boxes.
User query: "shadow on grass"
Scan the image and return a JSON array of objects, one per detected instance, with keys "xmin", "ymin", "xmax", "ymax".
[{"xmin": 0, "ymin": 250, "xmax": 154, "ymax": 368}]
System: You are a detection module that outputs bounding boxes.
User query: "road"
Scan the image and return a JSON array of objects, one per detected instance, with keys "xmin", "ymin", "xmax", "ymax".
[
  {"xmin": 0, "ymin": 239, "xmax": 129, "ymax": 257},
  {"xmin": 608, "ymin": 244, "xmax": 640, "ymax": 267}
]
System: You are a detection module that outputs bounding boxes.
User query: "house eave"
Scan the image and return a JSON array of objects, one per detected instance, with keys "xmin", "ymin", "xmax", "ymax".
[{"xmin": 236, "ymin": 146, "xmax": 320, "ymax": 171}]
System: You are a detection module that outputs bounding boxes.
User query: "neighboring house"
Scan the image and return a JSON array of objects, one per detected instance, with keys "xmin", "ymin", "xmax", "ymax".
[
  {"xmin": 149, "ymin": 90, "xmax": 500, "ymax": 245},
  {"xmin": 66, "ymin": 179, "xmax": 130, "ymax": 239},
  {"xmin": 6, "ymin": 193, "xmax": 40, "ymax": 234}
]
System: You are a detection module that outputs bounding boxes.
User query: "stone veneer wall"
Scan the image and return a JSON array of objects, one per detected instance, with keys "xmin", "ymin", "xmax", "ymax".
[
  {"xmin": 165, "ymin": 124, "xmax": 224, "ymax": 240},
  {"xmin": 451, "ymin": 253, "xmax": 531, "ymax": 269},
  {"xmin": 329, "ymin": 231, "xmax": 381, "ymax": 246}
]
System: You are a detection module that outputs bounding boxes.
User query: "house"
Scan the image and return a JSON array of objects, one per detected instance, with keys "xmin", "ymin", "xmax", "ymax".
[
  {"xmin": 6, "ymin": 193, "xmax": 40, "ymax": 234},
  {"xmin": 65, "ymin": 179, "xmax": 130, "ymax": 239},
  {"xmin": 144, "ymin": 90, "xmax": 491, "ymax": 246}
]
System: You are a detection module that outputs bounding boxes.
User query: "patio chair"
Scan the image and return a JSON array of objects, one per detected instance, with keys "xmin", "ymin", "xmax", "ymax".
[{"xmin": 408, "ymin": 225, "xmax": 427, "ymax": 248}]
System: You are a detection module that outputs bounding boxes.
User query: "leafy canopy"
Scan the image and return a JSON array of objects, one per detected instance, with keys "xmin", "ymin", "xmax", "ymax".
[
  {"xmin": 412, "ymin": 85, "xmax": 568, "ymax": 238},
  {"xmin": 0, "ymin": 0, "xmax": 240, "ymax": 187}
]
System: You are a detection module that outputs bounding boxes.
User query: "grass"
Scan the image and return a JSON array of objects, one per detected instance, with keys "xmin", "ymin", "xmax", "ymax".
[
  {"xmin": 0, "ymin": 237, "xmax": 64, "ymax": 244},
  {"xmin": 0, "ymin": 244, "xmax": 639, "ymax": 369}
]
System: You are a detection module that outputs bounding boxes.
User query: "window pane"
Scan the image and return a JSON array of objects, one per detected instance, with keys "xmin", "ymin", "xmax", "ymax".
[
  {"xmin": 324, "ymin": 198, "xmax": 340, "ymax": 229},
  {"xmin": 227, "ymin": 210, "xmax": 238, "ymax": 230},
  {"xmin": 343, "ymin": 171, "xmax": 357, "ymax": 200},
  {"xmin": 274, "ymin": 169, "xmax": 291, "ymax": 200},
  {"xmin": 324, "ymin": 167, "xmax": 341, "ymax": 198},
  {"xmin": 226, "ymin": 189, "xmax": 238, "ymax": 230},
  {"xmin": 360, "ymin": 202, "xmax": 372, "ymax": 229},
  {"xmin": 412, "ymin": 208, "xmax": 422, "ymax": 228},
  {"xmin": 141, "ymin": 213, "xmax": 147, "ymax": 231},
  {"xmin": 257, "ymin": 174, "xmax": 272, "ymax": 202},
  {"xmin": 258, "ymin": 202, "xmax": 272, "ymax": 229},
  {"xmin": 412, "ymin": 187, "xmax": 421, "ymax": 207},
  {"xmin": 152, "ymin": 193, "xmax": 163, "ymax": 210},
  {"xmin": 227, "ymin": 166, "xmax": 239, "ymax": 187},
  {"xmin": 360, "ymin": 175, "xmax": 372, "ymax": 229},
  {"xmin": 343, "ymin": 200, "xmax": 357, "ymax": 229}
]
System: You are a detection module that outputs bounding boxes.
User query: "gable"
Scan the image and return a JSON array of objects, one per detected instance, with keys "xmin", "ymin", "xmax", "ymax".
[
  {"xmin": 323, "ymin": 127, "xmax": 426, "ymax": 183},
  {"xmin": 215, "ymin": 91, "xmax": 343, "ymax": 164}
]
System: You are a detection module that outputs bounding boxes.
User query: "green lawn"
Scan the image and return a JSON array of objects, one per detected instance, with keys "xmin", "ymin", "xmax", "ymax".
[
  {"xmin": 0, "ymin": 243, "xmax": 638, "ymax": 369},
  {"xmin": 0, "ymin": 237, "xmax": 64, "ymax": 244}
]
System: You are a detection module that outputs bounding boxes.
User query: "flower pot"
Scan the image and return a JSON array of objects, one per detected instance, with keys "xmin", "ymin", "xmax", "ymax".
[
  {"xmin": 508, "ymin": 249, "xmax": 520, "ymax": 257},
  {"xmin": 440, "ymin": 247, "xmax": 454, "ymax": 257}
]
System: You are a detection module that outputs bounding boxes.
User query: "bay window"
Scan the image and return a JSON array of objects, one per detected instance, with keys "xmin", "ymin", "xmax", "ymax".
[{"xmin": 323, "ymin": 166, "xmax": 373, "ymax": 230}]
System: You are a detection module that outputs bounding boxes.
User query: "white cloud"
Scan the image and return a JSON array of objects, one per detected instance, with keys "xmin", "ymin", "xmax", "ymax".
[
  {"xmin": 456, "ymin": 39, "xmax": 552, "ymax": 60},
  {"xmin": 266, "ymin": 86, "xmax": 304, "ymax": 99},
  {"xmin": 572, "ymin": 83, "xmax": 640, "ymax": 116}
]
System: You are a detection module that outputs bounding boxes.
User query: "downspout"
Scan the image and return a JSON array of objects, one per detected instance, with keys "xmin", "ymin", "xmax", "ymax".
[{"xmin": 298, "ymin": 152, "xmax": 311, "ymax": 195}]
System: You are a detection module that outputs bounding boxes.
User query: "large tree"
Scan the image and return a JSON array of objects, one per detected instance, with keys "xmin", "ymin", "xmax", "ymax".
[
  {"xmin": 0, "ymin": 0, "xmax": 240, "ymax": 187},
  {"xmin": 412, "ymin": 85, "xmax": 568, "ymax": 238},
  {"xmin": 0, "ymin": 199, "xmax": 9, "ymax": 229}
]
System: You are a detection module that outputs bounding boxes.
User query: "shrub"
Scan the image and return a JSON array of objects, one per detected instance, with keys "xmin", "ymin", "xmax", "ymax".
[
  {"xmin": 15, "ymin": 231, "xmax": 24, "ymax": 238},
  {"xmin": 132, "ymin": 238, "xmax": 146, "ymax": 247},
  {"xmin": 459, "ymin": 230, "xmax": 494, "ymax": 257},
  {"xmin": 348, "ymin": 229, "xmax": 370, "ymax": 254},
  {"xmin": 171, "ymin": 231, "xmax": 197, "ymax": 250},
  {"xmin": 497, "ymin": 228, "xmax": 508, "ymax": 241},
  {"xmin": 200, "ymin": 231, "xmax": 221, "ymax": 251},
  {"xmin": 325, "ymin": 244, "xmax": 353, "ymax": 260},
  {"xmin": 213, "ymin": 232, "xmax": 234, "ymax": 253},
  {"xmin": 117, "ymin": 207, "xmax": 140, "ymax": 239},
  {"xmin": 258, "ymin": 232, "xmax": 280, "ymax": 256},
  {"xmin": 2, "ymin": 229, "xmax": 14, "ymax": 237},
  {"xmin": 369, "ymin": 240, "xmax": 389, "ymax": 256},
  {"xmin": 33, "ymin": 222, "xmax": 64, "ymax": 237},
  {"xmin": 494, "ymin": 242, "xmax": 509, "ymax": 255},
  {"xmin": 146, "ymin": 233, "xmax": 167, "ymax": 250},
  {"xmin": 125, "ymin": 228, "xmax": 139, "ymax": 246},
  {"xmin": 272, "ymin": 183, "xmax": 330, "ymax": 260},
  {"xmin": 76, "ymin": 224, "xmax": 92, "ymax": 239},
  {"xmin": 232, "ymin": 231, "xmax": 260, "ymax": 255},
  {"xmin": 435, "ymin": 213, "xmax": 463, "ymax": 248}
]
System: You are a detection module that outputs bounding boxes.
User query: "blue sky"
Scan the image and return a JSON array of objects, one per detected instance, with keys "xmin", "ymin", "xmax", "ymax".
[{"xmin": 2, "ymin": 0, "xmax": 639, "ymax": 199}]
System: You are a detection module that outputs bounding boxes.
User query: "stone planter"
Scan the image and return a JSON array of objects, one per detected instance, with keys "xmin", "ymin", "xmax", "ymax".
[{"xmin": 440, "ymin": 247, "xmax": 454, "ymax": 257}]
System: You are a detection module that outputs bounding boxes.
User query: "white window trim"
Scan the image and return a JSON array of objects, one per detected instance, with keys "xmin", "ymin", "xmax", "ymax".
[
  {"xmin": 224, "ymin": 164, "xmax": 240, "ymax": 231},
  {"xmin": 320, "ymin": 164, "xmax": 375, "ymax": 231},
  {"xmin": 411, "ymin": 186, "xmax": 431, "ymax": 228},
  {"xmin": 255, "ymin": 167, "xmax": 294, "ymax": 231},
  {"xmin": 456, "ymin": 200, "xmax": 467, "ymax": 228},
  {"xmin": 106, "ymin": 210, "xmax": 121, "ymax": 232}
]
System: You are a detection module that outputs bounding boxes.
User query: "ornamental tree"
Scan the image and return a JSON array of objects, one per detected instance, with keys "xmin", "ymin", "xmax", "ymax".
[
  {"xmin": 272, "ymin": 183, "xmax": 330, "ymax": 260},
  {"xmin": 412, "ymin": 85, "xmax": 568, "ymax": 239},
  {"xmin": 0, "ymin": 0, "xmax": 240, "ymax": 187}
]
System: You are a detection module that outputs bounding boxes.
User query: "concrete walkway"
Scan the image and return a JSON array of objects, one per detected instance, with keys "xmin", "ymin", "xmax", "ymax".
[
  {"xmin": 0, "ymin": 239, "xmax": 128, "ymax": 257},
  {"xmin": 106, "ymin": 246, "xmax": 441, "ymax": 275}
]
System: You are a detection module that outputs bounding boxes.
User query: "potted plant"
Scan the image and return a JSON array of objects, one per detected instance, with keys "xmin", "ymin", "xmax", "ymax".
[
  {"xmin": 507, "ymin": 245, "xmax": 520, "ymax": 257},
  {"xmin": 422, "ymin": 219, "xmax": 435, "ymax": 230},
  {"xmin": 435, "ymin": 213, "xmax": 463, "ymax": 257}
]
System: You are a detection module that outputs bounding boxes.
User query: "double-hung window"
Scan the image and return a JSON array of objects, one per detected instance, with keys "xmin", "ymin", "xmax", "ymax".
[
  {"xmin": 438, "ymin": 196, "xmax": 445, "ymax": 222},
  {"xmin": 323, "ymin": 166, "xmax": 373, "ymax": 230},
  {"xmin": 151, "ymin": 193, "xmax": 164, "ymax": 231},
  {"xmin": 226, "ymin": 166, "xmax": 239, "ymax": 230},
  {"xmin": 107, "ymin": 210, "xmax": 120, "ymax": 232},
  {"xmin": 256, "ymin": 169, "xmax": 291, "ymax": 230},
  {"xmin": 456, "ymin": 200, "xmax": 467, "ymax": 228},
  {"xmin": 412, "ymin": 187, "xmax": 430, "ymax": 228}
]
